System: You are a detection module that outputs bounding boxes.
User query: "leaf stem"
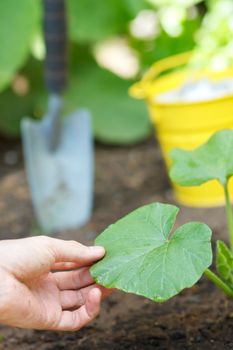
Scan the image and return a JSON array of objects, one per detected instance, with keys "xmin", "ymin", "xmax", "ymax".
[
  {"xmin": 223, "ymin": 182, "xmax": 233, "ymax": 252},
  {"xmin": 204, "ymin": 268, "xmax": 233, "ymax": 298}
]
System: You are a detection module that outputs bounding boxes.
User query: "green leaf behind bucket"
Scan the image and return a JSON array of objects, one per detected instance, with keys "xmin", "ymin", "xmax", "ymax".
[
  {"xmin": 91, "ymin": 202, "xmax": 212, "ymax": 302},
  {"xmin": 65, "ymin": 64, "xmax": 151, "ymax": 145},
  {"xmin": 170, "ymin": 130, "xmax": 233, "ymax": 187}
]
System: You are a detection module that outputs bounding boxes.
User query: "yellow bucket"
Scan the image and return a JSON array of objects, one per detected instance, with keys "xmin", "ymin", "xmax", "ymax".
[{"xmin": 129, "ymin": 52, "xmax": 233, "ymax": 207}]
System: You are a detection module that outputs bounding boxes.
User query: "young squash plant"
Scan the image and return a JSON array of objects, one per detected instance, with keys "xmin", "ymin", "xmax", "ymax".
[
  {"xmin": 169, "ymin": 129, "xmax": 233, "ymax": 298},
  {"xmin": 91, "ymin": 129, "xmax": 233, "ymax": 301}
]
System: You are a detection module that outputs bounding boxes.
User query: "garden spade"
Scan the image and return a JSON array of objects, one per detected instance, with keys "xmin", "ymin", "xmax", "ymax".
[{"xmin": 21, "ymin": 0, "xmax": 93, "ymax": 232}]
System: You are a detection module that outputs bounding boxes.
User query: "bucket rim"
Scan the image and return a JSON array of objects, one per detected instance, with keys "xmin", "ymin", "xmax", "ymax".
[{"xmin": 149, "ymin": 89, "xmax": 233, "ymax": 108}]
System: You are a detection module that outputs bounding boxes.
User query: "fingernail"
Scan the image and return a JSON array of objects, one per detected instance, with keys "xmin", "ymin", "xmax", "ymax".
[{"xmin": 90, "ymin": 246, "xmax": 105, "ymax": 255}]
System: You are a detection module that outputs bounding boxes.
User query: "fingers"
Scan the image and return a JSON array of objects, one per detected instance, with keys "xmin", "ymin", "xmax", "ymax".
[
  {"xmin": 0, "ymin": 237, "xmax": 104, "ymax": 280},
  {"xmin": 59, "ymin": 284, "xmax": 113, "ymax": 310},
  {"xmin": 51, "ymin": 262, "xmax": 80, "ymax": 271},
  {"xmin": 60, "ymin": 289, "xmax": 84, "ymax": 310},
  {"xmin": 47, "ymin": 237, "xmax": 105, "ymax": 267},
  {"xmin": 54, "ymin": 268, "xmax": 94, "ymax": 290},
  {"xmin": 56, "ymin": 288, "xmax": 102, "ymax": 331}
]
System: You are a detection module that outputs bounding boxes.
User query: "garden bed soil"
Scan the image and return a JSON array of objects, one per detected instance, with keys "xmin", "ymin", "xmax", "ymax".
[{"xmin": 0, "ymin": 137, "xmax": 233, "ymax": 349}]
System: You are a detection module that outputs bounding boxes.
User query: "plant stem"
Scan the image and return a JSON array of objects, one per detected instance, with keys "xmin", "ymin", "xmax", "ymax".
[
  {"xmin": 204, "ymin": 268, "xmax": 233, "ymax": 298},
  {"xmin": 223, "ymin": 182, "xmax": 233, "ymax": 252}
]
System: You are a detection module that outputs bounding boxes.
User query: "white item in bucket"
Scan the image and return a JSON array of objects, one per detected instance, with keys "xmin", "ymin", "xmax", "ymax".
[{"xmin": 156, "ymin": 78, "xmax": 233, "ymax": 104}]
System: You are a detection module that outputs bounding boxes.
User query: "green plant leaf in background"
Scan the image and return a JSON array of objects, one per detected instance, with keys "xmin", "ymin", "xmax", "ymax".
[
  {"xmin": 123, "ymin": 0, "xmax": 149, "ymax": 17},
  {"xmin": 68, "ymin": 0, "xmax": 144, "ymax": 43},
  {"xmin": 216, "ymin": 240, "xmax": 233, "ymax": 288},
  {"xmin": 91, "ymin": 202, "xmax": 212, "ymax": 302},
  {"xmin": 140, "ymin": 19, "xmax": 199, "ymax": 69},
  {"xmin": 0, "ymin": 89, "xmax": 32, "ymax": 136},
  {"xmin": 0, "ymin": 57, "xmax": 45, "ymax": 137},
  {"xmin": 170, "ymin": 130, "xmax": 233, "ymax": 187},
  {"xmin": 65, "ymin": 64, "xmax": 151, "ymax": 144},
  {"xmin": 0, "ymin": 0, "xmax": 40, "ymax": 92}
]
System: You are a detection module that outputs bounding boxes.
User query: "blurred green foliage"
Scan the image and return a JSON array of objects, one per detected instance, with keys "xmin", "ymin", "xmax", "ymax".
[
  {"xmin": 191, "ymin": 0, "xmax": 233, "ymax": 69},
  {"xmin": 0, "ymin": 0, "xmax": 232, "ymax": 143},
  {"xmin": 68, "ymin": 0, "xmax": 145, "ymax": 42},
  {"xmin": 66, "ymin": 63, "xmax": 150, "ymax": 144},
  {"xmin": 0, "ymin": 0, "xmax": 40, "ymax": 93}
]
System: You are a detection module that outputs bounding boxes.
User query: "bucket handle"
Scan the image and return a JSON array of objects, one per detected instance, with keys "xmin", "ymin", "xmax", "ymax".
[{"xmin": 129, "ymin": 51, "xmax": 192, "ymax": 99}]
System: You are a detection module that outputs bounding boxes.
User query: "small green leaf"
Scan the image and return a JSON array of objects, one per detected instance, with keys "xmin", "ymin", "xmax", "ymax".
[
  {"xmin": 170, "ymin": 130, "xmax": 233, "ymax": 187},
  {"xmin": 91, "ymin": 202, "xmax": 212, "ymax": 302},
  {"xmin": 216, "ymin": 240, "xmax": 233, "ymax": 287}
]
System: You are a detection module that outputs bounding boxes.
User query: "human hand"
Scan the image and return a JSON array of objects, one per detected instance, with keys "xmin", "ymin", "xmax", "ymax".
[{"xmin": 0, "ymin": 236, "xmax": 112, "ymax": 331}]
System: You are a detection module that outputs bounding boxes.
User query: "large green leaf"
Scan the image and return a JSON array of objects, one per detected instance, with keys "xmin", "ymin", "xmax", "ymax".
[
  {"xmin": 65, "ymin": 64, "xmax": 151, "ymax": 144},
  {"xmin": 0, "ymin": 0, "xmax": 40, "ymax": 92},
  {"xmin": 68, "ymin": 0, "xmax": 144, "ymax": 43},
  {"xmin": 91, "ymin": 202, "xmax": 212, "ymax": 302},
  {"xmin": 170, "ymin": 130, "xmax": 233, "ymax": 187},
  {"xmin": 216, "ymin": 240, "xmax": 233, "ymax": 288}
]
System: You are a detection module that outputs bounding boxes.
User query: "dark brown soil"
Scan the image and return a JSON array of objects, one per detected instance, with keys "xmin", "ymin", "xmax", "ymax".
[{"xmin": 0, "ymin": 137, "xmax": 232, "ymax": 349}]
